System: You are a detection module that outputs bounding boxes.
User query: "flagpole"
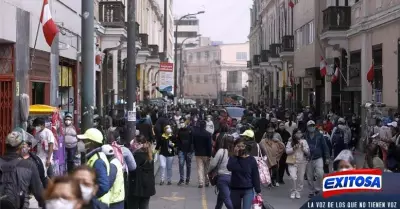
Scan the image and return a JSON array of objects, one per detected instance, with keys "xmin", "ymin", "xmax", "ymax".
[{"xmin": 30, "ymin": 20, "xmax": 41, "ymax": 70}]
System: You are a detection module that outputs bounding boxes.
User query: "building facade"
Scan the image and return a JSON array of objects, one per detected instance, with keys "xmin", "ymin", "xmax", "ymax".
[
  {"xmin": 174, "ymin": 16, "xmax": 200, "ymax": 48},
  {"xmin": 183, "ymin": 42, "xmax": 249, "ymax": 104}
]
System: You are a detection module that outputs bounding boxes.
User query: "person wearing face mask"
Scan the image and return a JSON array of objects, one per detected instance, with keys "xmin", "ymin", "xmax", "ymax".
[
  {"xmin": 285, "ymin": 128, "xmax": 309, "ymax": 199},
  {"xmin": 155, "ymin": 125, "xmax": 176, "ymax": 185},
  {"xmin": 78, "ymin": 128, "xmax": 111, "ymax": 206},
  {"xmin": 277, "ymin": 122, "xmax": 291, "ymax": 185},
  {"xmin": 205, "ymin": 115, "xmax": 215, "ymax": 135},
  {"xmin": 192, "ymin": 120, "xmax": 213, "ymax": 188},
  {"xmin": 44, "ymin": 176, "xmax": 83, "ymax": 209},
  {"xmin": 33, "ymin": 117, "xmax": 55, "ymax": 179},
  {"xmin": 259, "ymin": 124, "xmax": 285, "ymax": 187},
  {"xmin": 72, "ymin": 165, "xmax": 109, "ymax": 209},
  {"xmin": 176, "ymin": 118, "xmax": 194, "ymax": 185},
  {"xmin": 304, "ymin": 120, "xmax": 330, "ymax": 198},
  {"xmin": 64, "ymin": 113, "xmax": 78, "ymax": 173},
  {"xmin": 330, "ymin": 118, "xmax": 352, "ymax": 158},
  {"xmin": 0, "ymin": 130, "xmax": 45, "ymax": 209}
]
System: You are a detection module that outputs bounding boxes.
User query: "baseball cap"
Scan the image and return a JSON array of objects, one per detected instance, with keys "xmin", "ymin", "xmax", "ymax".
[
  {"xmin": 388, "ymin": 121, "xmax": 398, "ymax": 128},
  {"xmin": 307, "ymin": 120, "xmax": 316, "ymax": 126},
  {"xmin": 6, "ymin": 131, "xmax": 24, "ymax": 147},
  {"xmin": 101, "ymin": 144, "xmax": 114, "ymax": 156},
  {"xmin": 77, "ymin": 128, "xmax": 103, "ymax": 144},
  {"xmin": 240, "ymin": 130, "xmax": 255, "ymax": 138}
]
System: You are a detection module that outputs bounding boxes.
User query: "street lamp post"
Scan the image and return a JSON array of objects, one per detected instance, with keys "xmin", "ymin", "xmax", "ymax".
[
  {"xmin": 174, "ymin": 11, "xmax": 204, "ymax": 103},
  {"xmin": 179, "ymin": 35, "xmax": 200, "ymax": 98}
]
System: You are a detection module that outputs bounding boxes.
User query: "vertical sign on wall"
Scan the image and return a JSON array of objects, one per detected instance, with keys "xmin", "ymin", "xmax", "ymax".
[{"xmin": 159, "ymin": 62, "xmax": 174, "ymax": 91}]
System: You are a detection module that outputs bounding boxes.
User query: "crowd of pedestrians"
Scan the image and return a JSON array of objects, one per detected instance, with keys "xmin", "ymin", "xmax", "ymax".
[{"xmin": 1, "ymin": 103, "xmax": 399, "ymax": 209}]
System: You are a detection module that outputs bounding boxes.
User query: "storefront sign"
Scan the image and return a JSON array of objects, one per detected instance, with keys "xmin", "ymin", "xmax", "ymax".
[
  {"xmin": 303, "ymin": 77, "xmax": 313, "ymax": 89},
  {"xmin": 159, "ymin": 62, "xmax": 174, "ymax": 90}
]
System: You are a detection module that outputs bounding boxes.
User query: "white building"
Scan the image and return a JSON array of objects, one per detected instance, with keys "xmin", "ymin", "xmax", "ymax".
[
  {"xmin": 174, "ymin": 16, "xmax": 200, "ymax": 48},
  {"xmin": 183, "ymin": 42, "xmax": 249, "ymax": 104}
]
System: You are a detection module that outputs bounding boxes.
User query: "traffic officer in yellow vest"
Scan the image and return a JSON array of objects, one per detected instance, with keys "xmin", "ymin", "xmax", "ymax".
[
  {"xmin": 102, "ymin": 144, "xmax": 125, "ymax": 209},
  {"xmin": 77, "ymin": 128, "xmax": 111, "ymax": 206}
]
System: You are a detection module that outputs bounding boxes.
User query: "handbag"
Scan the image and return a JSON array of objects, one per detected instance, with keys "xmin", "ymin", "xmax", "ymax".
[
  {"xmin": 286, "ymin": 154, "xmax": 296, "ymax": 164},
  {"xmin": 255, "ymin": 144, "xmax": 271, "ymax": 185},
  {"xmin": 208, "ymin": 149, "xmax": 226, "ymax": 186}
]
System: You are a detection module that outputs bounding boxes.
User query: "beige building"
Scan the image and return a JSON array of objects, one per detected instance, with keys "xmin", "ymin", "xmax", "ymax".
[{"xmin": 183, "ymin": 42, "xmax": 249, "ymax": 104}]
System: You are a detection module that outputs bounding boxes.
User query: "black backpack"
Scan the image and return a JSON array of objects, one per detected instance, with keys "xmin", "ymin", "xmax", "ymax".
[
  {"xmin": 0, "ymin": 158, "xmax": 25, "ymax": 209},
  {"xmin": 332, "ymin": 128, "xmax": 345, "ymax": 147}
]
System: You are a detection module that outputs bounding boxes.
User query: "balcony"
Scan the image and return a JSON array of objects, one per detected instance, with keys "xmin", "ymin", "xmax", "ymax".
[
  {"xmin": 253, "ymin": 55, "xmax": 260, "ymax": 66},
  {"xmin": 322, "ymin": 6, "xmax": 351, "ymax": 32},
  {"xmin": 148, "ymin": 45, "xmax": 159, "ymax": 58},
  {"xmin": 247, "ymin": 61, "xmax": 251, "ymax": 68},
  {"xmin": 99, "ymin": 1, "xmax": 125, "ymax": 28},
  {"xmin": 269, "ymin": 44, "xmax": 281, "ymax": 58},
  {"xmin": 139, "ymin": 34, "xmax": 148, "ymax": 48},
  {"xmin": 260, "ymin": 50, "xmax": 269, "ymax": 62},
  {"xmin": 281, "ymin": 35, "xmax": 294, "ymax": 52}
]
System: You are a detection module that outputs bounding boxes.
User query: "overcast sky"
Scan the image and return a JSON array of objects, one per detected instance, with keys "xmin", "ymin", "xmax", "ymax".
[{"xmin": 173, "ymin": 0, "xmax": 252, "ymax": 44}]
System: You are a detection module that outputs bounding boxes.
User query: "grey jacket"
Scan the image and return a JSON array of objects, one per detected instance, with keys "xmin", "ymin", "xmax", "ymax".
[{"xmin": 208, "ymin": 149, "xmax": 230, "ymax": 175}]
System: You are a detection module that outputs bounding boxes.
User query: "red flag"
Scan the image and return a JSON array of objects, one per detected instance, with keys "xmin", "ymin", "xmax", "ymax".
[
  {"xmin": 367, "ymin": 61, "xmax": 374, "ymax": 83},
  {"xmin": 320, "ymin": 56, "xmax": 327, "ymax": 77},
  {"xmin": 331, "ymin": 67, "xmax": 339, "ymax": 83},
  {"xmin": 40, "ymin": 0, "xmax": 59, "ymax": 46},
  {"xmin": 288, "ymin": 0, "xmax": 295, "ymax": 8}
]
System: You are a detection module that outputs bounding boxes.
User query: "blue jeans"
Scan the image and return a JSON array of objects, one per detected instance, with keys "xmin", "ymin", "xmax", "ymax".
[
  {"xmin": 178, "ymin": 151, "xmax": 193, "ymax": 181},
  {"xmin": 110, "ymin": 201, "xmax": 124, "ymax": 209},
  {"xmin": 215, "ymin": 174, "xmax": 233, "ymax": 209},
  {"xmin": 230, "ymin": 189, "xmax": 254, "ymax": 209},
  {"xmin": 159, "ymin": 155, "xmax": 174, "ymax": 182}
]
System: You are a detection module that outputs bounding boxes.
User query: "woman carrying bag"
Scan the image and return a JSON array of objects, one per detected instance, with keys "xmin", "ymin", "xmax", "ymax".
[
  {"xmin": 208, "ymin": 135, "xmax": 234, "ymax": 209},
  {"xmin": 285, "ymin": 128, "xmax": 310, "ymax": 199}
]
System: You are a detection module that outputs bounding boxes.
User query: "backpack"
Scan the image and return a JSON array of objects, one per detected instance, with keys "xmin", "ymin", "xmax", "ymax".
[
  {"xmin": 111, "ymin": 142, "xmax": 125, "ymax": 168},
  {"xmin": 0, "ymin": 158, "xmax": 25, "ymax": 209},
  {"xmin": 332, "ymin": 128, "xmax": 345, "ymax": 147}
]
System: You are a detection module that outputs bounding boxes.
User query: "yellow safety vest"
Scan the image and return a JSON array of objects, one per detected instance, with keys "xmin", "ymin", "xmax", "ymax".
[
  {"xmin": 109, "ymin": 158, "xmax": 125, "ymax": 203},
  {"xmin": 87, "ymin": 152, "xmax": 111, "ymax": 205}
]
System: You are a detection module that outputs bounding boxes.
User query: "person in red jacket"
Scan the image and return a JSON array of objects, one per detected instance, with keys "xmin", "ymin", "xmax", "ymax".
[
  {"xmin": 219, "ymin": 110, "xmax": 232, "ymax": 127},
  {"xmin": 322, "ymin": 118, "xmax": 334, "ymax": 134}
]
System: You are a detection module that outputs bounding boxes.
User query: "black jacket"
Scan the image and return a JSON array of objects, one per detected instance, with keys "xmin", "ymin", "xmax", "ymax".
[
  {"xmin": 1, "ymin": 152, "xmax": 44, "ymax": 209},
  {"xmin": 177, "ymin": 127, "xmax": 193, "ymax": 153},
  {"xmin": 277, "ymin": 129, "xmax": 291, "ymax": 145},
  {"xmin": 192, "ymin": 127, "xmax": 212, "ymax": 157},
  {"xmin": 137, "ymin": 119, "xmax": 154, "ymax": 142},
  {"xmin": 156, "ymin": 135, "xmax": 176, "ymax": 157},
  {"xmin": 129, "ymin": 151, "xmax": 156, "ymax": 197},
  {"xmin": 28, "ymin": 152, "xmax": 47, "ymax": 187}
]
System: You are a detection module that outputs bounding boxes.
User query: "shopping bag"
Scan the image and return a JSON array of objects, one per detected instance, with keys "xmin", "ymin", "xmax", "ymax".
[
  {"xmin": 256, "ymin": 144, "xmax": 271, "ymax": 185},
  {"xmin": 252, "ymin": 195, "xmax": 263, "ymax": 209}
]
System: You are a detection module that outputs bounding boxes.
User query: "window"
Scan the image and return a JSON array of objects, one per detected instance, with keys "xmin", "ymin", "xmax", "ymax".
[
  {"xmin": 196, "ymin": 52, "xmax": 201, "ymax": 60},
  {"xmin": 228, "ymin": 71, "xmax": 238, "ymax": 83},
  {"xmin": 205, "ymin": 51, "xmax": 209, "ymax": 60},
  {"xmin": 174, "ymin": 19, "xmax": 199, "ymax": 25},
  {"xmin": 236, "ymin": 52, "xmax": 247, "ymax": 61},
  {"xmin": 308, "ymin": 21, "xmax": 314, "ymax": 44},
  {"xmin": 188, "ymin": 53, "xmax": 193, "ymax": 63},
  {"xmin": 204, "ymin": 75, "xmax": 208, "ymax": 83},
  {"xmin": 302, "ymin": 23, "xmax": 309, "ymax": 45},
  {"xmin": 295, "ymin": 29, "xmax": 302, "ymax": 49},
  {"xmin": 188, "ymin": 75, "xmax": 193, "ymax": 82},
  {"xmin": 212, "ymin": 51, "xmax": 218, "ymax": 60},
  {"xmin": 174, "ymin": 31, "xmax": 198, "ymax": 38},
  {"xmin": 196, "ymin": 75, "xmax": 200, "ymax": 83}
]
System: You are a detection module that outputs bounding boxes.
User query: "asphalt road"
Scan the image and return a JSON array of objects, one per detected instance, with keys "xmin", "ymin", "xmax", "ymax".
[{"xmin": 29, "ymin": 151, "xmax": 365, "ymax": 209}]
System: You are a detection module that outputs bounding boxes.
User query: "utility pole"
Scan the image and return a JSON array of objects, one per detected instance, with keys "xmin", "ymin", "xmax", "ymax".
[
  {"xmin": 81, "ymin": 0, "xmax": 94, "ymax": 133},
  {"xmin": 125, "ymin": 0, "xmax": 137, "ymax": 145},
  {"xmin": 163, "ymin": 0, "xmax": 168, "ymax": 61}
]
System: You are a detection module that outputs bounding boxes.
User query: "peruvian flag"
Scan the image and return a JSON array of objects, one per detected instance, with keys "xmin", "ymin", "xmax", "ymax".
[
  {"xmin": 288, "ymin": 0, "xmax": 295, "ymax": 8},
  {"xmin": 320, "ymin": 56, "xmax": 327, "ymax": 77},
  {"xmin": 367, "ymin": 61, "xmax": 374, "ymax": 83},
  {"xmin": 331, "ymin": 67, "xmax": 340, "ymax": 83},
  {"xmin": 40, "ymin": 0, "xmax": 59, "ymax": 46}
]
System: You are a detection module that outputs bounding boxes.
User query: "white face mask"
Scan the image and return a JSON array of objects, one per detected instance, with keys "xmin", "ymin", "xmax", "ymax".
[
  {"xmin": 194, "ymin": 118, "xmax": 198, "ymax": 122},
  {"xmin": 166, "ymin": 128, "xmax": 172, "ymax": 134},
  {"xmin": 65, "ymin": 120, "xmax": 72, "ymax": 126},
  {"xmin": 45, "ymin": 198, "xmax": 76, "ymax": 209},
  {"xmin": 339, "ymin": 168, "xmax": 353, "ymax": 172},
  {"xmin": 35, "ymin": 126, "xmax": 42, "ymax": 132},
  {"xmin": 80, "ymin": 184, "xmax": 94, "ymax": 202},
  {"xmin": 180, "ymin": 123, "xmax": 186, "ymax": 128},
  {"xmin": 207, "ymin": 118, "xmax": 211, "ymax": 121}
]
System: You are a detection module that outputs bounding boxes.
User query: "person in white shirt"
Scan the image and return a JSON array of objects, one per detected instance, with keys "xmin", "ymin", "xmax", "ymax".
[
  {"xmin": 33, "ymin": 117, "xmax": 55, "ymax": 178},
  {"xmin": 205, "ymin": 115, "xmax": 215, "ymax": 134}
]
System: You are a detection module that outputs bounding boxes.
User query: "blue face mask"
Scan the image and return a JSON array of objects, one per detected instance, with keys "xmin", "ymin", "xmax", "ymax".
[{"xmin": 307, "ymin": 127, "xmax": 316, "ymax": 133}]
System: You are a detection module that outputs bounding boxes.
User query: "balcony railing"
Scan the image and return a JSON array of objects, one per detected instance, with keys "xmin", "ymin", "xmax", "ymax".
[
  {"xmin": 139, "ymin": 34, "xmax": 148, "ymax": 48},
  {"xmin": 261, "ymin": 50, "xmax": 269, "ymax": 62},
  {"xmin": 149, "ymin": 45, "xmax": 159, "ymax": 57},
  {"xmin": 99, "ymin": 1, "xmax": 125, "ymax": 28},
  {"xmin": 322, "ymin": 6, "xmax": 351, "ymax": 31},
  {"xmin": 281, "ymin": 35, "xmax": 294, "ymax": 52},
  {"xmin": 247, "ymin": 61, "xmax": 251, "ymax": 68},
  {"xmin": 253, "ymin": 55, "xmax": 260, "ymax": 66},
  {"xmin": 269, "ymin": 44, "xmax": 281, "ymax": 58}
]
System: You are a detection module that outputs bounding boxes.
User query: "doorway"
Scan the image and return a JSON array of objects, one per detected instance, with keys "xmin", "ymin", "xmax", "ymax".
[{"xmin": 32, "ymin": 82, "xmax": 45, "ymax": 104}]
